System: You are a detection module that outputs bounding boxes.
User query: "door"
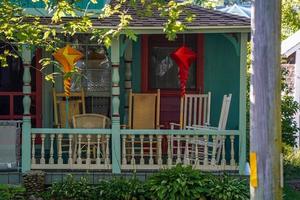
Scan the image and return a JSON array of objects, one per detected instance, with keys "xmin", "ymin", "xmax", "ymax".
[{"xmin": 141, "ymin": 34, "xmax": 204, "ymax": 128}]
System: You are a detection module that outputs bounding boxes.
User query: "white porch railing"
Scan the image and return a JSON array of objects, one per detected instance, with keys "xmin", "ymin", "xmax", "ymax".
[
  {"xmin": 30, "ymin": 129, "xmax": 112, "ymax": 170},
  {"xmin": 28, "ymin": 128, "xmax": 240, "ymax": 172}
]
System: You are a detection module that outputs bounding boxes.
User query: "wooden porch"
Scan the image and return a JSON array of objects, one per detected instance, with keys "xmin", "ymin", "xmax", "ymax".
[{"xmin": 12, "ymin": 31, "xmax": 248, "ymax": 175}]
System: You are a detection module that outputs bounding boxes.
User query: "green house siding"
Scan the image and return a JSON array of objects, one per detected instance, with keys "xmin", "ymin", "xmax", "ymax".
[
  {"xmin": 132, "ymin": 36, "xmax": 142, "ymax": 93},
  {"xmin": 11, "ymin": 0, "xmax": 105, "ymax": 9},
  {"xmin": 204, "ymin": 33, "xmax": 240, "ymax": 130},
  {"xmin": 119, "ymin": 37, "xmax": 126, "ymax": 125}
]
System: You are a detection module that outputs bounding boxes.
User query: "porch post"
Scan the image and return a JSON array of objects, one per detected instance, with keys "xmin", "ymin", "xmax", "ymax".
[
  {"xmin": 239, "ymin": 33, "xmax": 247, "ymax": 175},
  {"xmin": 21, "ymin": 45, "xmax": 32, "ymax": 173},
  {"xmin": 111, "ymin": 38, "xmax": 121, "ymax": 173},
  {"xmin": 123, "ymin": 39, "xmax": 133, "ymax": 124}
]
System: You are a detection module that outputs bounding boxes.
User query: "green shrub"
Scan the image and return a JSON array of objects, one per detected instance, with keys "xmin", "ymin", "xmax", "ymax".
[
  {"xmin": 145, "ymin": 164, "xmax": 209, "ymax": 200},
  {"xmin": 0, "ymin": 184, "xmax": 26, "ymax": 200},
  {"xmin": 95, "ymin": 177, "xmax": 146, "ymax": 200},
  {"xmin": 284, "ymin": 144, "xmax": 300, "ymax": 179},
  {"xmin": 206, "ymin": 175, "xmax": 249, "ymax": 200},
  {"xmin": 45, "ymin": 174, "xmax": 94, "ymax": 200}
]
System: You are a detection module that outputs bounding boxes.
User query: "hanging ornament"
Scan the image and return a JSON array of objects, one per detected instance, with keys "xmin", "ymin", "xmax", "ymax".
[
  {"xmin": 170, "ymin": 45, "xmax": 197, "ymax": 96},
  {"xmin": 53, "ymin": 44, "xmax": 83, "ymax": 97}
]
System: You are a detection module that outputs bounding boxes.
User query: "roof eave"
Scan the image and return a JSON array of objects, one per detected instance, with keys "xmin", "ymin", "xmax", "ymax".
[{"xmin": 93, "ymin": 25, "xmax": 251, "ymax": 33}]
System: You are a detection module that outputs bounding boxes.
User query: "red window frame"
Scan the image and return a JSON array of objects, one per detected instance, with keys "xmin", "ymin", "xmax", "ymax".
[{"xmin": 141, "ymin": 34, "xmax": 204, "ymax": 94}]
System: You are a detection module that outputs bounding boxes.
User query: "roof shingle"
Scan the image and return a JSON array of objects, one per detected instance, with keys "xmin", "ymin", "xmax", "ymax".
[{"xmin": 98, "ymin": 1, "xmax": 250, "ymax": 28}]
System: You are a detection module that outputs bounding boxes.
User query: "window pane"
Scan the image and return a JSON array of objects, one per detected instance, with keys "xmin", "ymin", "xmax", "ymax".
[{"xmin": 149, "ymin": 46, "xmax": 196, "ymax": 90}]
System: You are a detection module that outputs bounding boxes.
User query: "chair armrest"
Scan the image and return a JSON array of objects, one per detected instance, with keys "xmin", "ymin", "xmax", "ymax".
[
  {"xmin": 156, "ymin": 124, "xmax": 164, "ymax": 129},
  {"xmin": 169, "ymin": 122, "xmax": 181, "ymax": 129},
  {"xmin": 187, "ymin": 125, "xmax": 219, "ymax": 131},
  {"xmin": 53, "ymin": 123, "xmax": 61, "ymax": 128},
  {"xmin": 121, "ymin": 124, "xmax": 128, "ymax": 129}
]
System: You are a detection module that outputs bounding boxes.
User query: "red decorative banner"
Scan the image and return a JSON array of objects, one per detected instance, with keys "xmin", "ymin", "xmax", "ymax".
[{"xmin": 171, "ymin": 46, "xmax": 196, "ymax": 96}]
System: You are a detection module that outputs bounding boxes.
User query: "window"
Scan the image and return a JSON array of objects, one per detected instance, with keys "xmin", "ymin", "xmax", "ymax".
[
  {"xmin": 57, "ymin": 34, "xmax": 111, "ymax": 116},
  {"xmin": 144, "ymin": 34, "xmax": 200, "ymax": 92}
]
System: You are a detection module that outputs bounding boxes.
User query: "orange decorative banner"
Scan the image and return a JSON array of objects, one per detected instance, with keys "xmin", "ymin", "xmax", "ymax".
[
  {"xmin": 250, "ymin": 152, "xmax": 258, "ymax": 188},
  {"xmin": 53, "ymin": 44, "xmax": 83, "ymax": 97}
]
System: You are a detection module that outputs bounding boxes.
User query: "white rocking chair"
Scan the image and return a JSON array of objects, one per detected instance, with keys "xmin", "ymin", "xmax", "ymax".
[
  {"xmin": 187, "ymin": 94, "xmax": 232, "ymax": 165},
  {"xmin": 170, "ymin": 92, "xmax": 211, "ymax": 161}
]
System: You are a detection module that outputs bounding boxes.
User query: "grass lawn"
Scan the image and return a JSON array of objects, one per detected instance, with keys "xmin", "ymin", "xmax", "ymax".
[{"xmin": 284, "ymin": 185, "xmax": 300, "ymax": 200}]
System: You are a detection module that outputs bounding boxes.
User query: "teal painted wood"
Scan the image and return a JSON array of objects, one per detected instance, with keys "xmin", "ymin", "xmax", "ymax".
[
  {"xmin": 22, "ymin": 117, "xmax": 31, "ymax": 173},
  {"xmin": 119, "ymin": 35, "xmax": 126, "ymax": 125},
  {"xmin": 222, "ymin": 33, "xmax": 240, "ymax": 56},
  {"xmin": 132, "ymin": 36, "xmax": 141, "ymax": 92},
  {"xmin": 31, "ymin": 128, "xmax": 111, "ymax": 134},
  {"xmin": 120, "ymin": 129, "xmax": 239, "ymax": 135},
  {"xmin": 111, "ymin": 38, "xmax": 121, "ymax": 174},
  {"xmin": 12, "ymin": 0, "xmax": 105, "ymax": 9},
  {"xmin": 238, "ymin": 33, "xmax": 248, "ymax": 175},
  {"xmin": 42, "ymin": 51, "xmax": 54, "ymax": 128},
  {"xmin": 21, "ymin": 45, "xmax": 32, "ymax": 173},
  {"xmin": 204, "ymin": 33, "xmax": 240, "ymax": 130},
  {"xmin": 30, "ymin": 127, "xmax": 239, "ymax": 135}
]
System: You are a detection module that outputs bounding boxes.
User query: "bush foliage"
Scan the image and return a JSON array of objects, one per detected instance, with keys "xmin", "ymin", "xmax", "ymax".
[
  {"xmin": 41, "ymin": 165, "xmax": 249, "ymax": 200},
  {"xmin": 0, "ymin": 184, "xmax": 26, "ymax": 200}
]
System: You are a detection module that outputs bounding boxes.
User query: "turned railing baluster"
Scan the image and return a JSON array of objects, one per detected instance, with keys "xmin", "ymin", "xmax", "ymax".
[
  {"xmin": 203, "ymin": 135, "xmax": 208, "ymax": 166},
  {"xmin": 131, "ymin": 135, "xmax": 135, "ymax": 165},
  {"xmin": 221, "ymin": 136, "xmax": 226, "ymax": 166},
  {"xmin": 157, "ymin": 135, "xmax": 162, "ymax": 166},
  {"xmin": 31, "ymin": 134, "xmax": 36, "ymax": 164},
  {"xmin": 77, "ymin": 134, "xmax": 82, "ymax": 164},
  {"xmin": 57, "ymin": 134, "xmax": 63, "ymax": 164},
  {"xmin": 140, "ymin": 135, "xmax": 145, "ymax": 165},
  {"xmin": 176, "ymin": 135, "xmax": 181, "ymax": 164},
  {"xmin": 105, "ymin": 135, "xmax": 110, "ymax": 166},
  {"xmin": 49, "ymin": 134, "xmax": 55, "ymax": 164},
  {"xmin": 230, "ymin": 135, "xmax": 235, "ymax": 166},
  {"xmin": 149, "ymin": 135, "xmax": 154, "ymax": 165},
  {"xmin": 167, "ymin": 135, "xmax": 172, "ymax": 166},
  {"xmin": 40, "ymin": 134, "xmax": 45, "ymax": 164},
  {"xmin": 184, "ymin": 135, "xmax": 190, "ymax": 164},
  {"xmin": 86, "ymin": 135, "xmax": 91, "ymax": 165},
  {"xmin": 68, "ymin": 134, "xmax": 73, "ymax": 164},
  {"xmin": 122, "ymin": 135, "xmax": 127, "ymax": 165},
  {"xmin": 96, "ymin": 135, "xmax": 101, "ymax": 165},
  {"xmin": 211, "ymin": 136, "xmax": 217, "ymax": 166}
]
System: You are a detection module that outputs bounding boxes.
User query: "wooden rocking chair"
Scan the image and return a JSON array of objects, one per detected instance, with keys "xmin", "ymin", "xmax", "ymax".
[
  {"xmin": 53, "ymin": 88, "xmax": 86, "ymax": 128},
  {"xmin": 125, "ymin": 89, "xmax": 161, "ymax": 164},
  {"xmin": 53, "ymin": 88, "xmax": 86, "ymax": 156}
]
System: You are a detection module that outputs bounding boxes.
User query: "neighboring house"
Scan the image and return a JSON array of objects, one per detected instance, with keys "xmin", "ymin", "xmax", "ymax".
[
  {"xmin": 217, "ymin": 3, "xmax": 251, "ymax": 18},
  {"xmin": 281, "ymin": 30, "xmax": 300, "ymax": 148},
  {"xmin": 0, "ymin": 0, "xmax": 250, "ymax": 183}
]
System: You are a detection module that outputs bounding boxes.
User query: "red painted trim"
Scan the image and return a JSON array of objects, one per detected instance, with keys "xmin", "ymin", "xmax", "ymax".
[
  {"xmin": 141, "ymin": 35, "xmax": 148, "ymax": 92},
  {"xmin": 0, "ymin": 92, "xmax": 36, "ymax": 96},
  {"xmin": 35, "ymin": 48, "xmax": 43, "ymax": 128},
  {"xmin": 9, "ymin": 95, "xmax": 13, "ymax": 119},
  {"xmin": 0, "ymin": 115, "xmax": 37, "ymax": 120},
  {"xmin": 141, "ymin": 34, "xmax": 203, "ymax": 93},
  {"xmin": 197, "ymin": 34, "xmax": 204, "ymax": 93}
]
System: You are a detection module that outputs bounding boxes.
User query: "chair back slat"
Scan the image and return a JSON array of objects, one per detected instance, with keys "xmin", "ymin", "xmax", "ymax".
[
  {"xmin": 217, "ymin": 94, "xmax": 232, "ymax": 130},
  {"xmin": 182, "ymin": 92, "xmax": 211, "ymax": 129},
  {"xmin": 193, "ymin": 97, "xmax": 197, "ymax": 127},
  {"xmin": 53, "ymin": 88, "xmax": 86, "ymax": 128}
]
